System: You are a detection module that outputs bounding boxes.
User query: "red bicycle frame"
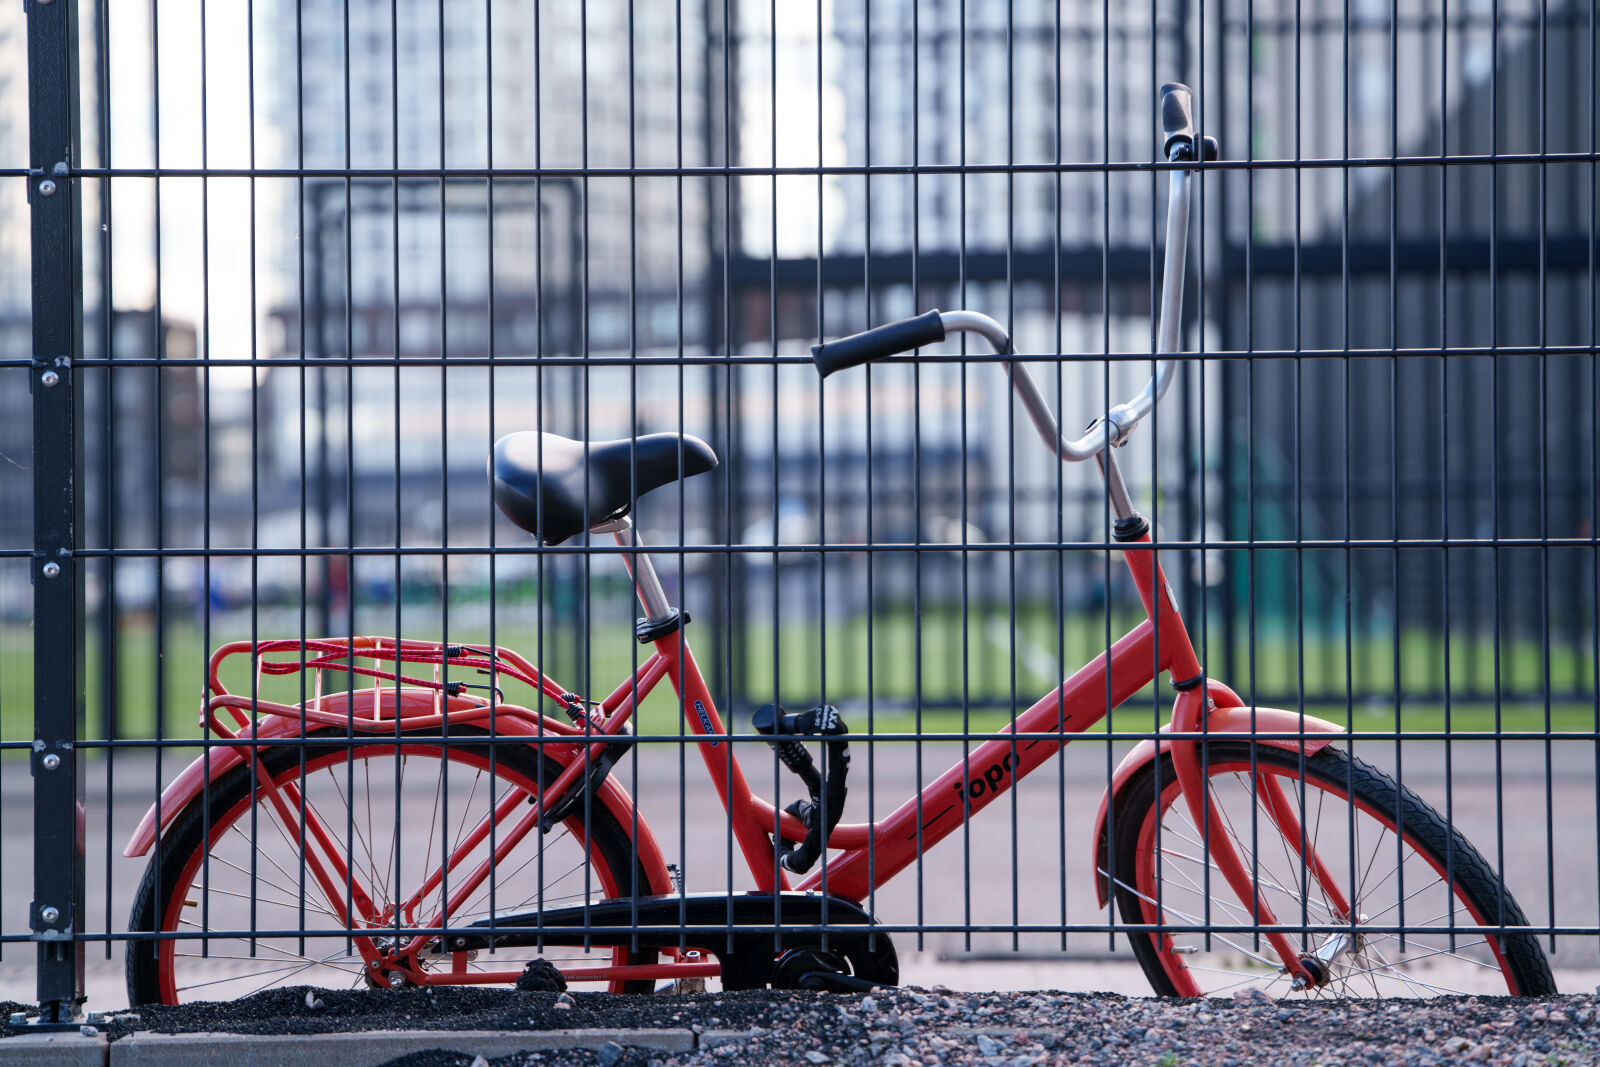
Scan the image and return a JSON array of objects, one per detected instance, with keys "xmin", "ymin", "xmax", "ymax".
[
  {"xmin": 124, "ymin": 511, "xmax": 1343, "ymax": 990},
  {"xmin": 615, "ymin": 514, "xmax": 1333, "ymax": 987}
]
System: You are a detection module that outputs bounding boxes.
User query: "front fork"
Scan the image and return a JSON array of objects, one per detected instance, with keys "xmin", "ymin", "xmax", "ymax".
[
  {"xmin": 1108, "ymin": 463, "xmax": 1324, "ymax": 987},
  {"xmin": 1168, "ymin": 688, "xmax": 1327, "ymax": 987}
]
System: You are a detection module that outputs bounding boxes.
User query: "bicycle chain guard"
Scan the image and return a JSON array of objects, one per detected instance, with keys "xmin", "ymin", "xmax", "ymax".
[{"xmin": 453, "ymin": 891, "xmax": 899, "ymax": 992}]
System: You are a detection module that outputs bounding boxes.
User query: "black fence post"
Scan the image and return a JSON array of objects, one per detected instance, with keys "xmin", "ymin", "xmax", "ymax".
[{"xmin": 27, "ymin": 0, "xmax": 86, "ymax": 1023}]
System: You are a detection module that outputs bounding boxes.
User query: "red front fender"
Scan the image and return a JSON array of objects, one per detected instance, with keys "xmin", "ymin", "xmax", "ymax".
[
  {"xmin": 1091, "ymin": 692, "xmax": 1344, "ymax": 908},
  {"xmin": 123, "ymin": 689, "xmax": 673, "ymax": 897}
]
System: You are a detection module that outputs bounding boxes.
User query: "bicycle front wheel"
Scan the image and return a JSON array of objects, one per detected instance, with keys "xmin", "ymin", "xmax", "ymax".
[
  {"xmin": 1107, "ymin": 742, "xmax": 1555, "ymax": 998},
  {"xmin": 127, "ymin": 725, "xmax": 657, "ymax": 1005}
]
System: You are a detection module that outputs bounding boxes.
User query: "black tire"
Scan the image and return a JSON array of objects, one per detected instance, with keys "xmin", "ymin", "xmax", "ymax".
[
  {"xmin": 1108, "ymin": 742, "xmax": 1555, "ymax": 998},
  {"xmin": 128, "ymin": 725, "xmax": 657, "ymax": 1005}
]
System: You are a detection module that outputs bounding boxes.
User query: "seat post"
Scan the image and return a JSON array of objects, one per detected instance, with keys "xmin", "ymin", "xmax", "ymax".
[{"xmin": 605, "ymin": 517, "xmax": 675, "ymax": 623}]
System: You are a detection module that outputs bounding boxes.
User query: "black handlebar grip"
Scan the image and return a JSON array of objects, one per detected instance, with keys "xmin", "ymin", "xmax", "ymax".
[
  {"xmin": 1160, "ymin": 82, "xmax": 1196, "ymax": 155},
  {"xmin": 811, "ymin": 309, "xmax": 946, "ymax": 378}
]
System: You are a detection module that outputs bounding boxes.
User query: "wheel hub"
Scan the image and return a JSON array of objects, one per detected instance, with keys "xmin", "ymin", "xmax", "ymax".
[
  {"xmin": 363, "ymin": 932, "xmax": 425, "ymax": 989},
  {"xmin": 364, "ymin": 960, "xmax": 419, "ymax": 989},
  {"xmin": 1293, "ymin": 954, "xmax": 1331, "ymax": 988},
  {"xmin": 1290, "ymin": 918, "xmax": 1364, "ymax": 989}
]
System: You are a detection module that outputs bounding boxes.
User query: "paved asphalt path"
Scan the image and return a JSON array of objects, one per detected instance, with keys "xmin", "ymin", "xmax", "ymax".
[{"xmin": 0, "ymin": 733, "xmax": 1594, "ymax": 1008}]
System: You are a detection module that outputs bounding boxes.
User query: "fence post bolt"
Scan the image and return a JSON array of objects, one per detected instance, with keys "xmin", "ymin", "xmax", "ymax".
[
  {"xmin": 41, "ymin": 562, "xmax": 60, "ymax": 579},
  {"xmin": 39, "ymin": 908, "xmax": 59, "ymax": 925},
  {"xmin": 37, "ymin": 179, "xmax": 56, "ymax": 197},
  {"xmin": 39, "ymin": 370, "xmax": 58, "ymax": 387},
  {"xmin": 41, "ymin": 754, "xmax": 60, "ymax": 771}
]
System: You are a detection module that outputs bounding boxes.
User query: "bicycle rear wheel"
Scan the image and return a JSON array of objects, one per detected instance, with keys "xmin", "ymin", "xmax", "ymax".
[
  {"xmin": 127, "ymin": 724, "xmax": 656, "ymax": 1004},
  {"xmin": 1107, "ymin": 742, "xmax": 1555, "ymax": 998}
]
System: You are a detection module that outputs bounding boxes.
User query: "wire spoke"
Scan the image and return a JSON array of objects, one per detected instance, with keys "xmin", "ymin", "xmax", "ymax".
[
  {"xmin": 1355, "ymin": 937, "xmax": 1503, "ymax": 972},
  {"xmin": 321, "ymin": 763, "xmax": 387, "ymax": 908},
  {"xmin": 174, "ymin": 950, "xmax": 366, "ymax": 995},
  {"xmin": 199, "ymin": 846, "xmax": 342, "ymax": 921},
  {"xmin": 457, "ymin": 832, "xmax": 589, "ymax": 920},
  {"xmin": 186, "ymin": 881, "xmax": 338, "ymax": 915},
  {"xmin": 226, "ymin": 804, "xmax": 341, "ymax": 908},
  {"xmin": 1155, "ymin": 841, "xmax": 1346, "ymax": 922},
  {"xmin": 1102, "ymin": 870, "xmax": 1282, "ymax": 969}
]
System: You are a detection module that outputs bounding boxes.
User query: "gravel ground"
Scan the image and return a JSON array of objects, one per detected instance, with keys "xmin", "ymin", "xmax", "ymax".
[{"xmin": 2, "ymin": 987, "xmax": 1597, "ymax": 1066}]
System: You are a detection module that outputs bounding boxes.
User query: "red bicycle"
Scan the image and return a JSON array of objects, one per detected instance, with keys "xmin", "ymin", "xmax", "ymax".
[{"xmin": 124, "ymin": 85, "xmax": 1555, "ymax": 1004}]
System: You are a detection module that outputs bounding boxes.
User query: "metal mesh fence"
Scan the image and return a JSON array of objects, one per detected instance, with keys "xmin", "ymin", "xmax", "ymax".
[{"xmin": 2, "ymin": 0, "xmax": 1596, "ymax": 1018}]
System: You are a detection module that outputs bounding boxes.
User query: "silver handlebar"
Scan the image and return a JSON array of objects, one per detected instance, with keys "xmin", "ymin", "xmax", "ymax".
[
  {"xmin": 812, "ymin": 84, "xmax": 1207, "ymax": 463},
  {"xmin": 939, "ymin": 153, "xmax": 1194, "ymax": 463}
]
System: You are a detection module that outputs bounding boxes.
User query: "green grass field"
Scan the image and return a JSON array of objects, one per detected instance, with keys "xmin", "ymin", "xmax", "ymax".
[{"xmin": 0, "ymin": 604, "xmax": 1593, "ymax": 743}]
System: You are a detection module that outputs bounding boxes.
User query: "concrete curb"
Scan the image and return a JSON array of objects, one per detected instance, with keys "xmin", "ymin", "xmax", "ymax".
[
  {"xmin": 0, "ymin": 1032, "xmax": 106, "ymax": 1067},
  {"xmin": 0, "ymin": 1028, "xmax": 703, "ymax": 1067}
]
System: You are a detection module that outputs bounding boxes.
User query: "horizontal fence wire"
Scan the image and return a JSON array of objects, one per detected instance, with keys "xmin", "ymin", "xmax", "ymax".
[{"xmin": 1, "ymin": 0, "xmax": 1595, "ymax": 1014}]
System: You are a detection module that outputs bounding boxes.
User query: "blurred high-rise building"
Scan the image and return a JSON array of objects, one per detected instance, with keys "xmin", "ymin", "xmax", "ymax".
[
  {"xmin": 830, "ymin": 0, "xmax": 1168, "ymax": 256},
  {"xmin": 267, "ymin": 0, "xmax": 710, "ymax": 336},
  {"xmin": 260, "ymin": 0, "xmax": 715, "ymax": 504}
]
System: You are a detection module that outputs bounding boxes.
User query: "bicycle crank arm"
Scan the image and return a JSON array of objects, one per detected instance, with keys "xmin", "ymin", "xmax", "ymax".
[{"xmin": 450, "ymin": 891, "xmax": 899, "ymax": 991}]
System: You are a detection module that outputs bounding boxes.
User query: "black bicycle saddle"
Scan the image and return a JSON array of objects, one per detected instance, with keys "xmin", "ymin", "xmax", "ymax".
[{"xmin": 491, "ymin": 431, "xmax": 718, "ymax": 545}]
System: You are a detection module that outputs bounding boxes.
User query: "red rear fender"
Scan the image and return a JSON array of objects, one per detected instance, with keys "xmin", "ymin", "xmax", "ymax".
[
  {"xmin": 125, "ymin": 691, "xmax": 573, "ymax": 858},
  {"xmin": 122, "ymin": 689, "xmax": 672, "ymax": 894}
]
